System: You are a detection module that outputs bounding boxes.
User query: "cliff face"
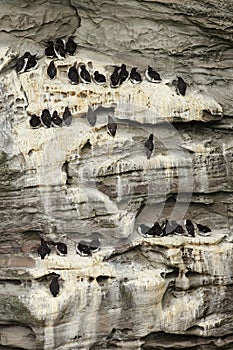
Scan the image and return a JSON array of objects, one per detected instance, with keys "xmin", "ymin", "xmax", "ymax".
[{"xmin": 0, "ymin": 1, "xmax": 233, "ymax": 349}]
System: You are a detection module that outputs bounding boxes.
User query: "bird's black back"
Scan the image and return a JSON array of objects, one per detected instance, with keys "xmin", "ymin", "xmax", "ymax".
[
  {"xmin": 107, "ymin": 115, "xmax": 117, "ymax": 136},
  {"xmin": 50, "ymin": 277, "xmax": 60, "ymax": 297},
  {"xmin": 63, "ymin": 107, "xmax": 72, "ymax": 126}
]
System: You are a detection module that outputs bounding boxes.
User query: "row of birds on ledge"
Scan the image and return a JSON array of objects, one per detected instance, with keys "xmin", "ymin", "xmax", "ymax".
[
  {"xmin": 138, "ymin": 219, "xmax": 211, "ymax": 238},
  {"xmin": 38, "ymin": 218, "xmax": 211, "ymax": 297},
  {"xmin": 29, "ymin": 105, "xmax": 154, "ymax": 158},
  {"xmin": 38, "ymin": 237, "xmax": 101, "ymax": 260},
  {"xmin": 15, "ymin": 36, "xmax": 187, "ymax": 95},
  {"xmin": 37, "ymin": 237, "xmax": 101, "ymax": 296},
  {"xmin": 38, "ymin": 219, "xmax": 211, "ymax": 262},
  {"xmin": 29, "ymin": 107, "xmax": 118, "ymax": 136}
]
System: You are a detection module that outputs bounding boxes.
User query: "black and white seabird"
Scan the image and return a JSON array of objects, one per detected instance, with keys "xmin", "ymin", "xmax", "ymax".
[
  {"xmin": 145, "ymin": 66, "xmax": 162, "ymax": 83},
  {"xmin": 90, "ymin": 238, "xmax": 100, "ymax": 253},
  {"xmin": 93, "ymin": 71, "xmax": 106, "ymax": 85},
  {"xmin": 196, "ymin": 223, "xmax": 211, "ymax": 236},
  {"xmin": 107, "ymin": 115, "xmax": 117, "ymax": 137},
  {"xmin": 63, "ymin": 106, "xmax": 72, "ymax": 126},
  {"xmin": 138, "ymin": 224, "xmax": 151, "ymax": 236},
  {"xmin": 176, "ymin": 76, "xmax": 187, "ymax": 96},
  {"xmin": 118, "ymin": 64, "xmax": 129, "ymax": 84},
  {"xmin": 45, "ymin": 41, "xmax": 56, "ymax": 58},
  {"xmin": 110, "ymin": 66, "xmax": 120, "ymax": 88},
  {"xmin": 66, "ymin": 36, "xmax": 77, "ymax": 55},
  {"xmin": 47, "ymin": 60, "xmax": 57, "ymax": 80},
  {"xmin": 185, "ymin": 219, "xmax": 195, "ymax": 237},
  {"xmin": 16, "ymin": 52, "xmax": 30, "ymax": 73},
  {"xmin": 76, "ymin": 241, "xmax": 92, "ymax": 256},
  {"xmin": 130, "ymin": 67, "xmax": 142, "ymax": 84},
  {"xmin": 41, "ymin": 109, "xmax": 52, "ymax": 128},
  {"xmin": 144, "ymin": 134, "xmax": 154, "ymax": 159},
  {"xmin": 145, "ymin": 222, "xmax": 163, "ymax": 237},
  {"xmin": 54, "ymin": 38, "xmax": 66, "ymax": 59},
  {"xmin": 29, "ymin": 114, "xmax": 41, "ymax": 128},
  {"xmin": 55, "ymin": 242, "xmax": 67, "ymax": 256},
  {"xmin": 51, "ymin": 111, "xmax": 63, "ymax": 127},
  {"xmin": 86, "ymin": 106, "xmax": 97, "ymax": 126},
  {"xmin": 164, "ymin": 220, "xmax": 185, "ymax": 235},
  {"xmin": 78, "ymin": 64, "xmax": 91, "ymax": 83},
  {"xmin": 25, "ymin": 54, "xmax": 38, "ymax": 72},
  {"xmin": 173, "ymin": 222, "xmax": 185, "ymax": 234},
  {"xmin": 38, "ymin": 239, "xmax": 51, "ymax": 259},
  {"xmin": 49, "ymin": 275, "xmax": 60, "ymax": 297},
  {"xmin": 68, "ymin": 64, "xmax": 79, "ymax": 84}
]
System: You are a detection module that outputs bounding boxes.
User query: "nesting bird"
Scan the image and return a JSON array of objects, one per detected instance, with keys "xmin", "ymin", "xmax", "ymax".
[
  {"xmin": 29, "ymin": 114, "xmax": 41, "ymax": 129},
  {"xmin": 176, "ymin": 76, "xmax": 187, "ymax": 96},
  {"xmin": 145, "ymin": 66, "xmax": 162, "ymax": 83},
  {"xmin": 86, "ymin": 106, "xmax": 97, "ymax": 126},
  {"xmin": 78, "ymin": 64, "xmax": 91, "ymax": 83},
  {"xmin": 196, "ymin": 223, "xmax": 211, "ymax": 236},
  {"xmin": 45, "ymin": 41, "xmax": 56, "ymax": 58},
  {"xmin": 25, "ymin": 54, "xmax": 38, "ymax": 72},
  {"xmin": 162, "ymin": 219, "xmax": 185, "ymax": 235},
  {"xmin": 139, "ymin": 221, "xmax": 163, "ymax": 237},
  {"xmin": 47, "ymin": 60, "xmax": 57, "ymax": 80},
  {"xmin": 51, "ymin": 111, "xmax": 63, "ymax": 127},
  {"xmin": 110, "ymin": 66, "xmax": 120, "ymax": 88},
  {"xmin": 49, "ymin": 275, "xmax": 60, "ymax": 297},
  {"xmin": 138, "ymin": 224, "xmax": 151, "ymax": 236},
  {"xmin": 41, "ymin": 109, "xmax": 52, "ymax": 128},
  {"xmin": 63, "ymin": 106, "xmax": 72, "ymax": 126},
  {"xmin": 16, "ymin": 52, "xmax": 30, "ymax": 73},
  {"xmin": 16, "ymin": 52, "xmax": 38, "ymax": 73},
  {"xmin": 68, "ymin": 63, "xmax": 79, "ymax": 84},
  {"xmin": 38, "ymin": 239, "xmax": 51, "ymax": 259},
  {"xmin": 76, "ymin": 241, "xmax": 92, "ymax": 257},
  {"xmin": 93, "ymin": 71, "xmax": 106, "ymax": 85},
  {"xmin": 66, "ymin": 36, "xmax": 77, "ymax": 55},
  {"xmin": 144, "ymin": 134, "xmax": 154, "ymax": 159},
  {"xmin": 118, "ymin": 64, "xmax": 129, "ymax": 84},
  {"xmin": 54, "ymin": 38, "xmax": 66, "ymax": 59},
  {"xmin": 173, "ymin": 222, "xmax": 185, "ymax": 234},
  {"xmin": 107, "ymin": 115, "xmax": 117, "ymax": 137},
  {"xmin": 130, "ymin": 67, "xmax": 142, "ymax": 84},
  {"xmin": 54, "ymin": 242, "xmax": 67, "ymax": 256},
  {"xmin": 185, "ymin": 219, "xmax": 195, "ymax": 237},
  {"xmin": 89, "ymin": 238, "xmax": 100, "ymax": 253}
]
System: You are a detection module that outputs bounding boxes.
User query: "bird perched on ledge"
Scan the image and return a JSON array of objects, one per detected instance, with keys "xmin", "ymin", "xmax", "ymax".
[
  {"xmin": 68, "ymin": 63, "xmax": 79, "ymax": 85},
  {"xmin": 130, "ymin": 67, "xmax": 142, "ymax": 84},
  {"xmin": 86, "ymin": 106, "xmax": 97, "ymax": 126},
  {"xmin": 145, "ymin": 66, "xmax": 162, "ymax": 83},
  {"xmin": 29, "ymin": 114, "xmax": 41, "ymax": 129},
  {"xmin": 47, "ymin": 60, "xmax": 57, "ymax": 80},
  {"xmin": 144, "ymin": 134, "xmax": 154, "ymax": 159},
  {"xmin": 38, "ymin": 238, "xmax": 51, "ymax": 259},
  {"xmin": 185, "ymin": 219, "xmax": 195, "ymax": 237},
  {"xmin": 93, "ymin": 70, "xmax": 106, "ymax": 85},
  {"xmin": 78, "ymin": 64, "xmax": 91, "ymax": 83},
  {"xmin": 176, "ymin": 76, "xmax": 187, "ymax": 96},
  {"xmin": 54, "ymin": 242, "xmax": 67, "ymax": 256},
  {"xmin": 49, "ymin": 275, "xmax": 60, "ymax": 297},
  {"xmin": 54, "ymin": 38, "xmax": 66, "ymax": 59},
  {"xmin": 76, "ymin": 241, "xmax": 92, "ymax": 256},
  {"xmin": 66, "ymin": 36, "xmax": 77, "ymax": 55},
  {"xmin": 107, "ymin": 115, "xmax": 117, "ymax": 136}
]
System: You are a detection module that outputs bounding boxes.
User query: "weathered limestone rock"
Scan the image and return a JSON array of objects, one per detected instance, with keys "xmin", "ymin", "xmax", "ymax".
[
  {"xmin": 0, "ymin": 1, "xmax": 232, "ymax": 349},
  {"xmin": 72, "ymin": 0, "xmax": 233, "ymax": 116}
]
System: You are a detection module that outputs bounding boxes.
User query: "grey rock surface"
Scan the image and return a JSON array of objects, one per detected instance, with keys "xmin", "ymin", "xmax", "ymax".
[{"xmin": 0, "ymin": 1, "xmax": 232, "ymax": 349}]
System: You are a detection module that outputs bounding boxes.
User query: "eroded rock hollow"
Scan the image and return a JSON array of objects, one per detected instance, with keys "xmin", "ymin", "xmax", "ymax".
[{"xmin": 0, "ymin": 1, "xmax": 233, "ymax": 349}]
